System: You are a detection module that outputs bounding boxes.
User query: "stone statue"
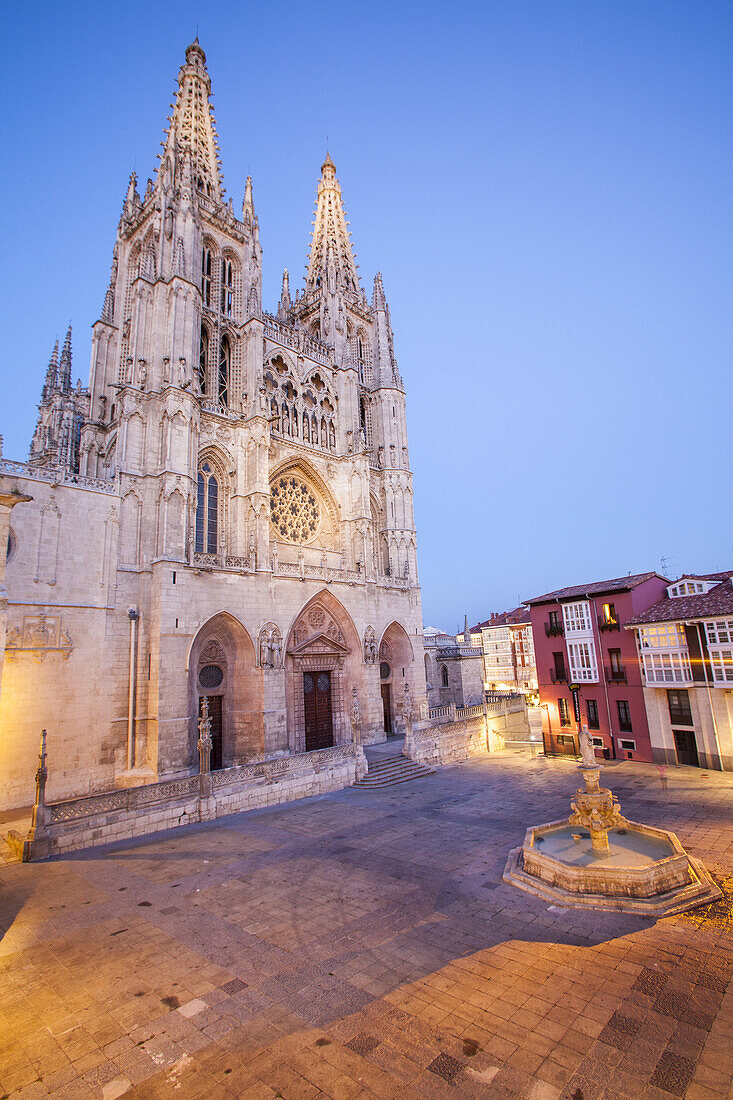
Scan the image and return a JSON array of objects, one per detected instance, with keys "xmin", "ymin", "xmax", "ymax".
[{"xmin": 579, "ymin": 726, "xmax": 596, "ymax": 768}]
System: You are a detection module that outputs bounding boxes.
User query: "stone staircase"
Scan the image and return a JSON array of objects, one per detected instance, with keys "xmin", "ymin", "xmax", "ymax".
[{"xmin": 353, "ymin": 753, "xmax": 435, "ymax": 789}]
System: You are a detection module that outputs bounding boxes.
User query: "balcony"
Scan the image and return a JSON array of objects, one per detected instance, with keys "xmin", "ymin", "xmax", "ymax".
[
  {"xmin": 550, "ymin": 667, "xmax": 568, "ymax": 684},
  {"xmin": 598, "ymin": 616, "xmax": 620, "ymax": 633},
  {"xmin": 545, "ymin": 621, "xmax": 564, "ymax": 637},
  {"xmin": 605, "ymin": 666, "xmax": 627, "ymax": 684}
]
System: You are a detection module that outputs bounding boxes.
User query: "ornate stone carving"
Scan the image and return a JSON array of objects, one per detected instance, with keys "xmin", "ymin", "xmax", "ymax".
[
  {"xmin": 201, "ymin": 637, "xmax": 226, "ymax": 664},
  {"xmin": 259, "ymin": 623, "xmax": 283, "ymax": 668},
  {"xmin": 363, "ymin": 626, "xmax": 377, "ymax": 664},
  {"xmin": 6, "ymin": 614, "xmax": 73, "ymax": 661},
  {"xmin": 270, "ymin": 475, "xmax": 319, "ymax": 543}
]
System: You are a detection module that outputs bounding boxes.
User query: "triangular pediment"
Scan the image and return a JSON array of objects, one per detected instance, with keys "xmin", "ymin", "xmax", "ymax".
[{"xmin": 288, "ymin": 631, "xmax": 350, "ymax": 657}]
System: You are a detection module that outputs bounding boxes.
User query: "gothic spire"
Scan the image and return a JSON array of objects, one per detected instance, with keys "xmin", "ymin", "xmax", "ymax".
[
  {"xmin": 306, "ymin": 154, "xmax": 361, "ymax": 297},
  {"xmin": 59, "ymin": 325, "xmax": 72, "ymax": 392},
  {"xmin": 42, "ymin": 340, "xmax": 59, "ymax": 400},
  {"xmin": 160, "ymin": 40, "xmax": 224, "ymax": 203}
]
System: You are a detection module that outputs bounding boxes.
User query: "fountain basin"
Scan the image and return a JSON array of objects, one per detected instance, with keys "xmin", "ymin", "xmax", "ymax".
[
  {"xmin": 504, "ymin": 815, "xmax": 721, "ymax": 914},
  {"xmin": 522, "ymin": 819, "xmax": 691, "ymax": 898}
]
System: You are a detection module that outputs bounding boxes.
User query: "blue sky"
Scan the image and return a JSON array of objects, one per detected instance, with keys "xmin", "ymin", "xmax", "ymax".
[{"xmin": 1, "ymin": 1, "xmax": 731, "ymax": 628}]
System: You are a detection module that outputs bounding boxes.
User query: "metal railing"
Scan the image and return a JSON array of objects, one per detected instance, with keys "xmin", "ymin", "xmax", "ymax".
[
  {"xmin": 545, "ymin": 621, "xmax": 564, "ymax": 637},
  {"xmin": 605, "ymin": 667, "xmax": 628, "ymax": 684},
  {"xmin": 550, "ymin": 667, "xmax": 568, "ymax": 684}
]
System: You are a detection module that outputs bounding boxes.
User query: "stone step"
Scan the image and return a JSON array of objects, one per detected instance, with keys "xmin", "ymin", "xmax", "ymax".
[{"xmin": 353, "ymin": 756, "xmax": 434, "ymax": 789}]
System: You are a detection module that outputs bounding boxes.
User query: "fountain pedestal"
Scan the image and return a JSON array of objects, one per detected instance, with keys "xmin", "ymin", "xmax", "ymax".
[{"xmin": 569, "ymin": 764, "xmax": 627, "ymax": 855}]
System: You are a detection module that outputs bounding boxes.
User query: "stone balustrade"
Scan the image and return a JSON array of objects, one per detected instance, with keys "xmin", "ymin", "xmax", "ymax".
[
  {"xmin": 0, "ymin": 459, "xmax": 119, "ymax": 495},
  {"xmin": 8, "ymin": 742, "xmax": 367, "ymax": 860}
]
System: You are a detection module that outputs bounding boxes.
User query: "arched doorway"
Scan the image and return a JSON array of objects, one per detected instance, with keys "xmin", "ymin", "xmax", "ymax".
[
  {"xmin": 187, "ymin": 613, "xmax": 262, "ymax": 769},
  {"xmin": 379, "ymin": 621, "xmax": 415, "ymax": 739},
  {"xmin": 285, "ymin": 591, "xmax": 361, "ymax": 753}
]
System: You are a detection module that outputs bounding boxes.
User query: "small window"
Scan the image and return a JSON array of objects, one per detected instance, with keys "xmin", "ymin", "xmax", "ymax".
[
  {"xmin": 558, "ymin": 698, "xmax": 570, "ymax": 727},
  {"xmin": 619, "ymin": 739, "xmax": 636, "ymax": 751},
  {"xmin": 6, "ymin": 527, "xmax": 17, "ymax": 564},
  {"xmin": 441, "ymin": 664, "xmax": 449, "ymax": 688},
  {"xmin": 592, "ymin": 737, "xmax": 604, "ymax": 747},
  {"xmin": 617, "ymin": 700, "xmax": 632, "ymax": 732},
  {"xmin": 380, "ymin": 661, "xmax": 391, "ymax": 681},
  {"xmin": 586, "ymin": 699, "xmax": 599, "ymax": 730},
  {"xmin": 549, "ymin": 610, "xmax": 561, "ymax": 630},
  {"xmin": 609, "ymin": 648, "xmax": 623, "ymax": 673},
  {"xmin": 602, "ymin": 602, "xmax": 616, "ymax": 623}
]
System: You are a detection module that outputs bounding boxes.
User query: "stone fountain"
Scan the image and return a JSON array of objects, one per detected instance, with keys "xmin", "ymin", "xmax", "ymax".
[{"xmin": 503, "ymin": 728, "xmax": 721, "ymax": 915}]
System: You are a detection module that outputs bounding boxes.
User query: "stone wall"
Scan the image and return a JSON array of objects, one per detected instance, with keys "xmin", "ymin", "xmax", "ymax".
[
  {"xmin": 8, "ymin": 743, "xmax": 366, "ymax": 859},
  {"xmin": 407, "ymin": 699, "xmax": 529, "ymax": 768}
]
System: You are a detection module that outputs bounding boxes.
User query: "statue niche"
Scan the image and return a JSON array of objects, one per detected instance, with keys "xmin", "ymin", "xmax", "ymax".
[{"xmin": 259, "ymin": 623, "xmax": 283, "ymax": 669}]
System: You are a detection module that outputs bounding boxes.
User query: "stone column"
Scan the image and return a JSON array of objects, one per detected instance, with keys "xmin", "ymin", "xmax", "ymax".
[{"xmin": 197, "ymin": 698, "xmax": 216, "ymax": 820}]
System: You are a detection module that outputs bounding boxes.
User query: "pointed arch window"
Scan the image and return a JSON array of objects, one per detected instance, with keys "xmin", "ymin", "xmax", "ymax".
[
  {"xmin": 201, "ymin": 248, "xmax": 212, "ymax": 306},
  {"xmin": 198, "ymin": 324, "xmax": 209, "ymax": 394},
  {"xmin": 441, "ymin": 665, "xmax": 449, "ymax": 688},
  {"xmin": 221, "ymin": 258, "xmax": 233, "ymax": 317},
  {"xmin": 218, "ymin": 336, "xmax": 230, "ymax": 407},
  {"xmin": 196, "ymin": 461, "xmax": 219, "ymax": 554}
]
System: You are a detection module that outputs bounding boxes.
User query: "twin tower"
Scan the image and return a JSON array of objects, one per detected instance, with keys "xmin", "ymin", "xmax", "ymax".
[{"xmin": 5, "ymin": 40, "xmax": 424, "ymax": 805}]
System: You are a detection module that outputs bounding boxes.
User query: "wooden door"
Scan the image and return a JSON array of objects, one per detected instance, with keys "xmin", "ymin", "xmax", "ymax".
[
  {"xmin": 381, "ymin": 683, "xmax": 392, "ymax": 735},
  {"xmin": 304, "ymin": 672, "xmax": 334, "ymax": 751},
  {"xmin": 200, "ymin": 695, "xmax": 223, "ymax": 770},
  {"xmin": 674, "ymin": 728, "xmax": 699, "ymax": 767}
]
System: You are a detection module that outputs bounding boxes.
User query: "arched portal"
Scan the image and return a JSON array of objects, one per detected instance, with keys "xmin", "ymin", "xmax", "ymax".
[
  {"xmin": 187, "ymin": 612, "xmax": 262, "ymax": 769},
  {"xmin": 285, "ymin": 590, "xmax": 361, "ymax": 753},
  {"xmin": 378, "ymin": 621, "xmax": 415, "ymax": 739}
]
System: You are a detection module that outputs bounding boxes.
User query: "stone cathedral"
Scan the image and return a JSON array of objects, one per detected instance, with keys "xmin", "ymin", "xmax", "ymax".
[{"xmin": 0, "ymin": 41, "xmax": 425, "ymax": 810}]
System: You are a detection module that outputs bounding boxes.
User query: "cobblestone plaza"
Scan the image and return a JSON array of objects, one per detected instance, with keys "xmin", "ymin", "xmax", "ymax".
[{"xmin": 1, "ymin": 752, "xmax": 731, "ymax": 1099}]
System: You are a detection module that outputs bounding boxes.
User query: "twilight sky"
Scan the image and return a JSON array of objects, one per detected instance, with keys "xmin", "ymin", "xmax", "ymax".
[{"xmin": 1, "ymin": 1, "xmax": 731, "ymax": 629}]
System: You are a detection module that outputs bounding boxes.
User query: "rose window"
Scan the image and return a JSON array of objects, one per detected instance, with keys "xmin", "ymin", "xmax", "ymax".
[{"xmin": 270, "ymin": 476, "xmax": 320, "ymax": 543}]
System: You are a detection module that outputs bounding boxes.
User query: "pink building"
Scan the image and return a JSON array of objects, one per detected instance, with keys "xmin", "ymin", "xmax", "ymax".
[{"xmin": 527, "ymin": 572, "xmax": 669, "ymax": 762}]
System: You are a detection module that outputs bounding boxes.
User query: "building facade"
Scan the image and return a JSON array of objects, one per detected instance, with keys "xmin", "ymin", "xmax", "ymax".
[
  {"xmin": 0, "ymin": 41, "xmax": 425, "ymax": 810},
  {"xmin": 527, "ymin": 573, "xmax": 668, "ymax": 761},
  {"xmin": 470, "ymin": 608, "xmax": 537, "ymax": 694},
  {"xmin": 423, "ymin": 627, "xmax": 484, "ymax": 709},
  {"xmin": 626, "ymin": 572, "xmax": 733, "ymax": 771}
]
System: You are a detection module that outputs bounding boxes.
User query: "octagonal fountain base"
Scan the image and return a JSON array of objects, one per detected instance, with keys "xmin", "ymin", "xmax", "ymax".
[
  {"xmin": 503, "ymin": 747, "xmax": 721, "ymax": 916},
  {"xmin": 503, "ymin": 819, "xmax": 721, "ymax": 916}
]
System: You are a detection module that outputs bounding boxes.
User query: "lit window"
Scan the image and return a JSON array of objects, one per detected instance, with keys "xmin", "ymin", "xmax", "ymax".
[{"xmin": 638, "ymin": 623, "xmax": 687, "ymax": 649}]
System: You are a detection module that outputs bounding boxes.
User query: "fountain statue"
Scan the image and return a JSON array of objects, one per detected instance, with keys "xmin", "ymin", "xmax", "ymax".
[{"xmin": 503, "ymin": 727, "xmax": 721, "ymax": 915}]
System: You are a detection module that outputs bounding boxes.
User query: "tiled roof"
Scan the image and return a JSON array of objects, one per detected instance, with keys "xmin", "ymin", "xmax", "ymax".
[
  {"xmin": 525, "ymin": 572, "xmax": 664, "ymax": 606},
  {"xmin": 470, "ymin": 606, "xmax": 531, "ymax": 632},
  {"xmin": 626, "ymin": 578, "xmax": 733, "ymax": 626}
]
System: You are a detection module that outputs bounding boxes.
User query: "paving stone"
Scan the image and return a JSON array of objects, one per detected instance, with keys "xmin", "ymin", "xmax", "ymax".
[{"xmin": 0, "ymin": 754, "xmax": 731, "ymax": 1100}]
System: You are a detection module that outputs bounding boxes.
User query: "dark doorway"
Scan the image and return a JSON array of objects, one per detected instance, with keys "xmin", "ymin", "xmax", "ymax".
[
  {"xmin": 674, "ymin": 728, "xmax": 699, "ymax": 767},
  {"xmin": 381, "ymin": 683, "xmax": 393, "ymax": 736},
  {"xmin": 304, "ymin": 671, "xmax": 334, "ymax": 751},
  {"xmin": 200, "ymin": 694, "xmax": 223, "ymax": 770}
]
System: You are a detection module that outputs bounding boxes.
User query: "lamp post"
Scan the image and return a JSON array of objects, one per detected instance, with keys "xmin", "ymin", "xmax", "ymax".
[{"xmin": 539, "ymin": 702, "xmax": 551, "ymax": 757}]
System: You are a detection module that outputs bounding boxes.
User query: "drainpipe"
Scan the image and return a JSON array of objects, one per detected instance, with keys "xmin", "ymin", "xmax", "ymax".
[
  {"xmin": 589, "ymin": 596, "xmax": 616, "ymax": 760},
  {"xmin": 127, "ymin": 607, "xmax": 140, "ymax": 771},
  {"xmin": 692, "ymin": 621, "xmax": 723, "ymax": 771}
]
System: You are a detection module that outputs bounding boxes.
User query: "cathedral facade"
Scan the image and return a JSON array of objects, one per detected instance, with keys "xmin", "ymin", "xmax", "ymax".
[{"xmin": 0, "ymin": 41, "xmax": 424, "ymax": 810}]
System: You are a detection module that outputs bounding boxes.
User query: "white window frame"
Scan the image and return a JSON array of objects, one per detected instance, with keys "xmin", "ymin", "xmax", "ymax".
[
  {"xmin": 619, "ymin": 738, "xmax": 636, "ymax": 751},
  {"xmin": 567, "ymin": 640, "xmax": 599, "ymax": 683},
  {"xmin": 562, "ymin": 600, "xmax": 593, "ymax": 635},
  {"xmin": 705, "ymin": 619, "xmax": 733, "ymax": 646},
  {"xmin": 641, "ymin": 651, "xmax": 692, "ymax": 684},
  {"xmin": 709, "ymin": 648, "xmax": 733, "ymax": 684}
]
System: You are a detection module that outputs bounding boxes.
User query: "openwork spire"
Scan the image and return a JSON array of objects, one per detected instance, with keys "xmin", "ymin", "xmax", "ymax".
[
  {"xmin": 306, "ymin": 154, "xmax": 360, "ymax": 296},
  {"xmin": 42, "ymin": 340, "xmax": 59, "ymax": 400},
  {"xmin": 160, "ymin": 40, "xmax": 223, "ymax": 202},
  {"xmin": 59, "ymin": 325, "xmax": 72, "ymax": 393}
]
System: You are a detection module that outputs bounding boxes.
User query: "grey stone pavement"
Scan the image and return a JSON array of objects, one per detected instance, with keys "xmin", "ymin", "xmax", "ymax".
[{"xmin": 0, "ymin": 751, "xmax": 732, "ymax": 1100}]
